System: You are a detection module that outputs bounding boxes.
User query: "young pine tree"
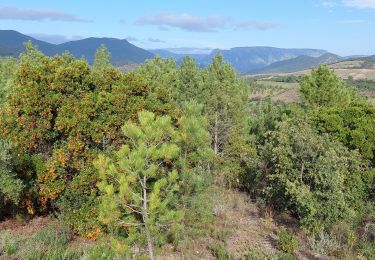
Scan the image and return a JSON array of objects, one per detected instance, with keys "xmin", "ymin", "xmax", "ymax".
[
  {"xmin": 95, "ymin": 111, "xmax": 183, "ymax": 259},
  {"xmin": 93, "ymin": 44, "xmax": 111, "ymax": 69},
  {"xmin": 201, "ymin": 54, "xmax": 249, "ymax": 156}
]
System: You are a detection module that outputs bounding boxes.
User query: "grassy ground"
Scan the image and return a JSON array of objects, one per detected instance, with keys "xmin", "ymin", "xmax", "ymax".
[{"xmin": 1, "ymin": 189, "xmax": 319, "ymax": 260}]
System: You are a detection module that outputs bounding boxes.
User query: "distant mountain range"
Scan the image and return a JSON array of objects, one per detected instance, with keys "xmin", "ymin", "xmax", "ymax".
[
  {"xmin": 0, "ymin": 30, "xmax": 371, "ymax": 73},
  {"xmin": 251, "ymin": 53, "xmax": 342, "ymax": 74},
  {"xmin": 0, "ymin": 30, "xmax": 154, "ymax": 65},
  {"xmin": 149, "ymin": 47, "xmax": 328, "ymax": 72}
]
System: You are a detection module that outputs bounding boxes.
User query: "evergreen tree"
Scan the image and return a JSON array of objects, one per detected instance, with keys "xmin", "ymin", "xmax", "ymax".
[
  {"xmin": 95, "ymin": 111, "xmax": 183, "ymax": 259},
  {"xmin": 175, "ymin": 56, "xmax": 203, "ymax": 103},
  {"xmin": 94, "ymin": 44, "xmax": 111, "ymax": 69},
  {"xmin": 300, "ymin": 65, "xmax": 354, "ymax": 108},
  {"xmin": 200, "ymin": 53, "xmax": 249, "ymax": 155}
]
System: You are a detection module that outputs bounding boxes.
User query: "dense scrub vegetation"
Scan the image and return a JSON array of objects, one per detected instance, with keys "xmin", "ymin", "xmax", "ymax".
[{"xmin": 0, "ymin": 43, "xmax": 374, "ymax": 259}]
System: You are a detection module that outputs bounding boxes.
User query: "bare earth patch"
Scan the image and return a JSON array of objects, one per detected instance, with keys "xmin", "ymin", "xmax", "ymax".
[{"xmin": 0, "ymin": 217, "xmax": 48, "ymax": 236}]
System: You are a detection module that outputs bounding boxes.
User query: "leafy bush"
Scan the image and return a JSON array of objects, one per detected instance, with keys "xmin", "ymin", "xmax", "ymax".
[
  {"xmin": 0, "ymin": 57, "xmax": 16, "ymax": 106},
  {"xmin": 276, "ymin": 227, "xmax": 299, "ymax": 254},
  {"xmin": 0, "ymin": 140, "xmax": 24, "ymax": 216},
  {"xmin": 311, "ymin": 103, "xmax": 375, "ymax": 162},
  {"xmin": 307, "ymin": 231, "xmax": 340, "ymax": 256}
]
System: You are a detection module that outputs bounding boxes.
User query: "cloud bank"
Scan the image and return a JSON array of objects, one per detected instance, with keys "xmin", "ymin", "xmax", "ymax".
[
  {"xmin": 136, "ymin": 13, "xmax": 226, "ymax": 32},
  {"xmin": 0, "ymin": 6, "xmax": 92, "ymax": 22},
  {"xmin": 135, "ymin": 12, "xmax": 278, "ymax": 33},
  {"xmin": 344, "ymin": 0, "xmax": 375, "ymax": 9}
]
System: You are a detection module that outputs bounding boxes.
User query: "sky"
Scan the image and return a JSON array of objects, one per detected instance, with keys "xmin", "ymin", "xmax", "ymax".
[{"xmin": 0, "ymin": 0, "xmax": 374, "ymax": 56}]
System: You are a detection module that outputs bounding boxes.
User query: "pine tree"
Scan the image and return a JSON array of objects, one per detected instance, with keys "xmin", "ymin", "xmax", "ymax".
[
  {"xmin": 95, "ymin": 111, "xmax": 183, "ymax": 259},
  {"xmin": 201, "ymin": 53, "xmax": 249, "ymax": 155},
  {"xmin": 175, "ymin": 56, "xmax": 203, "ymax": 103},
  {"xmin": 299, "ymin": 65, "xmax": 354, "ymax": 108},
  {"xmin": 94, "ymin": 44, "xmax": 111, "ymax": 69}
]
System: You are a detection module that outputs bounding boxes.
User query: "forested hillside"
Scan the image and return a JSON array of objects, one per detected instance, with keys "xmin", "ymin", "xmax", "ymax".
[{"xmin": 0, "ymin": 44, "xmax": 374, "ymax": 259}]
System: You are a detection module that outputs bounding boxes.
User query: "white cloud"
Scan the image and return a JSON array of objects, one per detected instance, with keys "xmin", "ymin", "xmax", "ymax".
[
  {"xmin": 135, "ymin": 13, "xmax": 278, "ymax": 32},
  {"xmin": 344, "ymin": 0, "xmax": 375, "ymax": 9},
  {"xmin": 135, "ymin": 13, "xmax": 227, "ymax": 32},
  {"xmin": 322, "ymin": 1, "xmax": 338, "ymax": 7},
  {"xmin": 0, "ymin": 6, "xmax": 92, "ymax": 22}
]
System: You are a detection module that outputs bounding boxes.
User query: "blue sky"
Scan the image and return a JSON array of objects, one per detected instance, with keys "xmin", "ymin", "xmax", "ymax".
[{"xmin": 0, "ymin": 0, "xmax": 374, "ymax": 55}]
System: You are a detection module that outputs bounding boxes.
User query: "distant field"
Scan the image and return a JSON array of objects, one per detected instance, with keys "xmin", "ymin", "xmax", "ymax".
[
  {"xmin": 250, "ymin": 79, "xmax": 375, "ymax": 104},
  {"xmin": 250, "ymin": 80, "xmax": 300, "ymax": 103},
  {"xmin": 247, "ymin": 59, "xmax": 375, "ymax": 104},
  {"xmin": 247, "ymin": 59, "xmax": 375, "ymax": 81}
]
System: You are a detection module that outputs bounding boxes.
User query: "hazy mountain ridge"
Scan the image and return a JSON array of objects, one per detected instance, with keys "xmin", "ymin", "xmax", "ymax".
[
  {"xmin": 151, "ymin": 46, "xmax": 328, "ymax": 72},
  {"xmin": 252, "ymin": 53, "xmax": 342, "ymax": 74},
  {"xmin": 0, "ymin": 30, "xmax": 154, "ymax": 65},
  {"xmin": 202, "ymin": 47, "xmax": 328, "ymax": 72},
  {"xmin": 0, "ymin": 30, "xmax": 360, "ymax": 73}
]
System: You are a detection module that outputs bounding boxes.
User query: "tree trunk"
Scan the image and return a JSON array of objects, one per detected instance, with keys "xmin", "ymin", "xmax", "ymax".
[
  {"xmin": 214, "ymin": 111, "xmax": 218, "ymax": 155},
  {"xmin": 141, "ymin": 176, "xmax": 156, "ymax": 260}
]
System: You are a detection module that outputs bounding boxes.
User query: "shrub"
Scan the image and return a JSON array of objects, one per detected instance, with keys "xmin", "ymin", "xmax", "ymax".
[
  {"xmin": 311, "ymin": 103, "xmax": 375, "ymax": 162},
  {"xmin": 276, "ymin": 227, "xmax": 299, "ymax": 254},
  {"xmin": 307, "ymin": 231, "xmax": 340, "ymax": 256},
  {"xmin": 257, "ymin": 117, "xmax": 366, "ymax": 233},
  {"xmin": 0, "ymin": 140, "xmax": 24, "ymax": 216}
]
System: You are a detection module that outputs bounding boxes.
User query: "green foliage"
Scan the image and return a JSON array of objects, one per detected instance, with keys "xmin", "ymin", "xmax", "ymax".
[
  {"xmin": 174, "ymin": 56, "xmax": 203, "ymax": 102},
  {"xmin": 0, "ymin": 44, "xmax": 178, "ymax": 234},
  {"xmin": 94, "ymin": 44, "xmax": 111, "ymax": 69},
  {"xmin": 0, "ymin": 41, "xmax": 374, "ymax": 258},
  {"xmin": 311, "ymin": 103, "xmax": 375, "ymax": 162},
  {"xmin": 137, "ymin": 56, "xmax": 177, "ymax": 96},
  {"xmin": 200, "ymin": 54, "xmax": 249, "ymax": 155},
  {"xmin": 300, "ymin": 65, "xmax": 354, "ymax": 108},
  {"xmin": 95, "ymin": 111, "xmax": 183, "ymax": 256},
  {"xmin": 276, "ymin": 227, "xmax": 299, "ymax": 254},
  {"xmin": 0, "ymin": 140, "xmax": 24, "ymax": 212},
  {"xmin": 178, "ymin": 102, "xmax": 213, "ymax": 168},
  {"xmin": 258, "ymin": 117, "xmax": 366, "ymax": 233},
  {"xmin": 0, "ymin": 57, "xmax": 16, "ymax": 106}
]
